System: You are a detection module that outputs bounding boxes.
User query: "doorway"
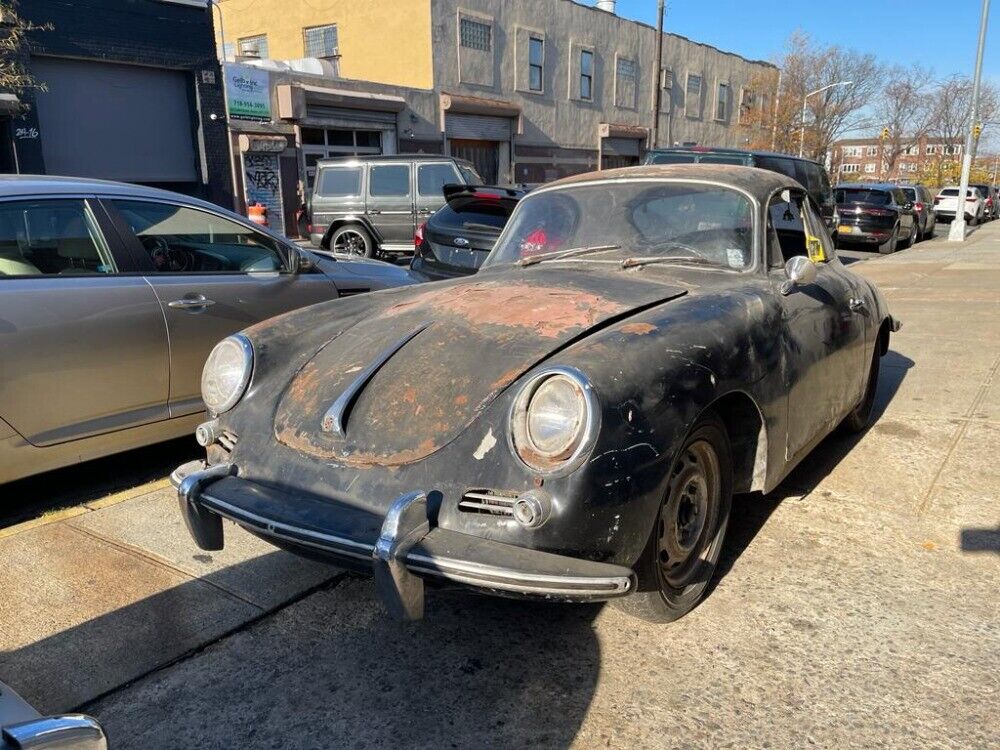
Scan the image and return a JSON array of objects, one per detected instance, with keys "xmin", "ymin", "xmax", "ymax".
[{"xmin": 449, "ymin": 139, "xmax": 499, "ymax": 184}]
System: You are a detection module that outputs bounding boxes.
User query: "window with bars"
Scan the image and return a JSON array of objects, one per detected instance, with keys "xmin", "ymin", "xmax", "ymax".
[
  {"xmin": 580, "ymin": 49, "xmax": 594, "ymax": 100},
  {"xmin": 615, "ymin": 56, "xmax": 637, "ymax": 108},
  {"xmin": 528, "ymin": 36, "xmax": 544, "ymax": 92},
  {"xmin": 460, "ymin": 18, "xmax": 491, "ymax": 51},
  {"xmin": 303, "ymin": 24, "xmax": 338, "ymax": 58},
  {"xmin": 238, "ymin": 34, "xmax": 268, "ymax": 59}
]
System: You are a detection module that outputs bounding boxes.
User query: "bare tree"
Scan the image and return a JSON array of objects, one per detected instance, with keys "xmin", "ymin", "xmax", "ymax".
[
  {"xmin": 925, "ymin": 75, "xmax": 998, "ymax": 184},
  {"xmin": 0, "ymin": 0, "xmax": 51, "ymax": 109},
  {"xmin": 873, "ymin": 65, "xmax": 933, "ymax": 177}
]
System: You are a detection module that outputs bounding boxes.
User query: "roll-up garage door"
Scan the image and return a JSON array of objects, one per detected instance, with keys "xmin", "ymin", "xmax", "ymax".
[
  {"xmin": 32, "ymin": 57, "xmax": 197, "ymax": 182},
  {"xmin": 305, "ymin": 104, "xmax": 397, "ymax": 125},
  {"xmin": 445, "ymin": 113, "xmax": 512, "ymax": 141},
  {"xmin": 602, "ymin": 137, "xmax": 641, "ymax": 157}
]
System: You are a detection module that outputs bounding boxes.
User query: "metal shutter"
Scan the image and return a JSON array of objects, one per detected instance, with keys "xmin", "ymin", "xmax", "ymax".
[
  {"xmin": 305, "ymin": 104, "xmax": 397, "ymax": 124},
  {"xmin": 32, "ymin": 57, "xmax": 197, "ymax": 182},
  {"xmin": 602, "ymin": 137, "xmax": 641, "ymax": 157},
  {"xmin": 445, "ymin": 113, "xmax": 512, "ymax": 141}
]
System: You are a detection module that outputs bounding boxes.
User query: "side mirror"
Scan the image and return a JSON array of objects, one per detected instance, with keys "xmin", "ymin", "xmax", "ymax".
[
  {"xmin": 781, "ymin": 255, "xmax": 817, "ymax": 295},
  {"xmin": 4, "ymin": 715, "xmax": 107, "ymax": 749},
  {"xmin": 290, "ymin": 246, "xmax": 315, "ymax": 274}
]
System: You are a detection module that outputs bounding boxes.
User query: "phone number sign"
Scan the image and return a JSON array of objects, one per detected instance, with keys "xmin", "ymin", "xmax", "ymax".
[{"xmin": 225, "ymin": 64, "xmax": 271, "ymax": 121}]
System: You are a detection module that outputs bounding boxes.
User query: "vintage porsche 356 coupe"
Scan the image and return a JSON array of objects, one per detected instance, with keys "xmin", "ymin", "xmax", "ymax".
[{"xmin": 173, "ymin": 165, "xmax": 899, "ymax": 623}]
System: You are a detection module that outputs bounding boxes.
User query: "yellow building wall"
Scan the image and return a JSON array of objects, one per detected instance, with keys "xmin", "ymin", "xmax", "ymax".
[{"xmin": 217, "ymin": 0, "xmax": 434, "ymax": 90}]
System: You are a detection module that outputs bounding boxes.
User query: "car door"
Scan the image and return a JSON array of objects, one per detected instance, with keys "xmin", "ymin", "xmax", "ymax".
[
  {"xmin": 0, "ymin": 196, "xmax": 169, "ymax": 447},
  {"xmin": 767, "ymin": 189, "xmax": 867, "ymax": 459},
  {"xmin": 415, "ymin": 161, "xmax": 463, "ymax": 223},
  {"xmin": 104, "ymin": 197, "xmax": 338, "ymax": 417},
  {"xmin": 365, "ymin": 162, "xmax": 415, "ymax": 249}
]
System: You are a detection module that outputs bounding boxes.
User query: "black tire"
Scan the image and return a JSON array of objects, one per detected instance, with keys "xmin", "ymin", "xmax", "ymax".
[
  {"xmin": 841, "ymin": 347, "xmax": 881, "ymax": 433},
  {"xmin": 614, "ymin": 414, "xmax": 732, "ymax": 624},
  {"xmin": 878, "ymin": 226, "xmax": 898, "ymax": 254},
  {"xmin": 329, "ymin": 224, "xmax": 375, "ymax": 258}
]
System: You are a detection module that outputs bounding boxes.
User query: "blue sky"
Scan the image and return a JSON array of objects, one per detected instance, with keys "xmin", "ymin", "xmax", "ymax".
[{"xmin": 614, "ymin": 0, "xmax": 998, "ymax": 86}]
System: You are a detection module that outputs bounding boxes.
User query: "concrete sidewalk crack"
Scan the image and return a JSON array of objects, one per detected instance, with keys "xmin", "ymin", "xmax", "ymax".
[{"xmin": 917, "ymin": 353, "xmax": 1000, "ymax": 516}]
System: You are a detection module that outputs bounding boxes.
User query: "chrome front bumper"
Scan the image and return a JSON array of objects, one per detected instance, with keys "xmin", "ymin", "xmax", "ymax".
[{"xmin": 171, "ymin": 460, "xmax": 635, "ymax": 620}]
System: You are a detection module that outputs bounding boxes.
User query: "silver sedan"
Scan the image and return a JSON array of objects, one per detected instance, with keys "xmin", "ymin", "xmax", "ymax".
[{"xmin": 0, "ymin": 176, "xmax": 417, "ymax": 484}]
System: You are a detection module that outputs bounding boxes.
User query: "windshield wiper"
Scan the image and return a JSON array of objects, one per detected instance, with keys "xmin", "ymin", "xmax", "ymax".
[
  {"xmin": 621, "ymin": 255, "xmax": 714, "ymax": 269},
  {"xmin": 463, "ymin": 222, "xmax": 502, "ymax": 233},
  {"xmin": 518, "ymin": 244, "xmax": 621, "ymax": 267}
]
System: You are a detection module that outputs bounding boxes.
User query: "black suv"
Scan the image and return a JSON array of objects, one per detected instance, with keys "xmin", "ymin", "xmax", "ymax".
[
  {"xmin": 644, "ymin": 147, "xmax": 836, "ymax": 229},
  {"xmin": 308, "ymin": 155, "xmax": 483, "ymax": 258},
  {"xmin": 834, "ymin": 183, "xmax": 919, "ymax": 254}
]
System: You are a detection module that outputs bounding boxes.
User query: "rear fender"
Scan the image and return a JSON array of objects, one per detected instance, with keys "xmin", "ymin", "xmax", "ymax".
[{"xmin": 321, "ymin": 216, "xmax": 383, "ymax": 248}]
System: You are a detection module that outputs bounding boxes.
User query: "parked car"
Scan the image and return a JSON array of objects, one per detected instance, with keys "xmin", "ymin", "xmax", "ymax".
[
  {"xmin": 971, "ymin": 184, "xmax": 997, "ymax": 220},
  {"xmin": 307, "ymin": 155, "xmax": 484, "ymax": 259},
  {"xmin": 934, "ymin": 186, "xmax": 984, "ymax": 224},
  {"xmin": 172, "ymin": 164, "xmax": 898, "ymax": 625},
  {"xmin": 0, "ymin": 176, "xmax": 416, "ymax": 484},
  {"xmin": 644, "ymin": 146, "xmax": 837, "ymax": 230},
  {"xmin": 1, "ymin": 679, "xmax": 106, "ymax": 749},
  {"xmin": 834, "ymin": 183, "xmax": 919, "ymax": 253},
  {"xmin": 897, "ymin": 184, "xmax": 937, "ymax": 240},
  {"xmin": 410, "ymin": 184, "xmax": 526, "ymax": 280}
]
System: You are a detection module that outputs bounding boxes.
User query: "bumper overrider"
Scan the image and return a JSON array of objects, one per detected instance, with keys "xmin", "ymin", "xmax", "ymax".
[{"xmin": 171, "ymin": 460, "xmax": 635, "ymax": 620}]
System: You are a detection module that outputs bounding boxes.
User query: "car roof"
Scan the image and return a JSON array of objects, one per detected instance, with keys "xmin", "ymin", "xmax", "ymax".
[
  {"xmin": 541, "ymin": 164, "xmax": 797, "ymax": 201},
  {"xmin": 647, "ymin": 146, "xmax": 824, "ymax": 167},
  {"xmin": 316, "ymin": 154, "xmax": 475, "ymax": 166},
  {"xmin": 0, "ymin": 174, "xmax": 227, "ymax": 210}
]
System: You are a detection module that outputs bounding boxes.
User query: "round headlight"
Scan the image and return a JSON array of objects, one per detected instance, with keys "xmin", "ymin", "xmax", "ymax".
[
  {"xmin": 510, "ymin": 368, "xmax": 598, "ymax": 474},
  {"xmin": 201, "ymin": 335, "xmax": 253, "ymax": 415}
]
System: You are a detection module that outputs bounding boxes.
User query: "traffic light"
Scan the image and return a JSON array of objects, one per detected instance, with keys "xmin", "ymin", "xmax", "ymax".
[
  {"xmin": 880, "ymin": 127, "xmax": 890, "ymax": 140},
  {"xmin": 973, "ymin": 123, "xmax": 983, "ymax": 139}
]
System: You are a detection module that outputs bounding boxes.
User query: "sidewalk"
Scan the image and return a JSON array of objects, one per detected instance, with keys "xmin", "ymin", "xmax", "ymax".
[{"xmin": 0, "ymin": 225, "xmax": 997, "ymax": 748}]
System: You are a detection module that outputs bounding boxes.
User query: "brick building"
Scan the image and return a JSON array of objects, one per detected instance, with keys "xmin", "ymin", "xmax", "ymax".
[
  {"xmin": 4, "ymin": 0, "xmax": 233, "ymax": 208},
  {"xmin": 831, "ymin": 136, "xmax": 963, "ymax": 184}
]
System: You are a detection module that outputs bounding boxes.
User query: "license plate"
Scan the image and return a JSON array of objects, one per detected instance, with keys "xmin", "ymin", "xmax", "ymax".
[{"xmin": 837, "ymin": 224, "xmax": 856, "ymax": 235}]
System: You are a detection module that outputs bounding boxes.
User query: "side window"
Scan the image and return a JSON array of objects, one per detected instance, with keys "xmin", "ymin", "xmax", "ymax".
[
  {"xmin": 458, "ymin": 164, "xmax": 484, "ymax": 185},
  {"xmin": 767, "ymin": 192, "xmax": 807, "ymax": 264},
  {"xmin": 369, "ymin": 164, "xmax": 411, "ymax": 197},
  {"xmin": 756, "ymin": 156, "xmax": 799, "ymax": 183},
  {"xmin": 316, "ymin": 166, "xmax": 362, "ymax": 197},
  {"xmin": 801, "ymin": 197, "xmax": 834, "ymax": 261},
  {"xmin": 0, "ymin": 199, "xmax": 115, "ymax": 277},
  {"xmin": 417, "ymin": 163, "xmax": 461, "ymax": 197},
  {"xmin": 112, "ymin": 200, "xmax": 287, "ymax": 274}
]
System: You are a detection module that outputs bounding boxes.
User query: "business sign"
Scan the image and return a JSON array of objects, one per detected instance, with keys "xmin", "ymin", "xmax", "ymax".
[{"xmin": 225, "ymin": 63, "xmax": 270, "ymax": 121}]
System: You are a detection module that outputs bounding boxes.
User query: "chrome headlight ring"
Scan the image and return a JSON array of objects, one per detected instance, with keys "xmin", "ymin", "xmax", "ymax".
[
  {"xmin": 509, "ymin": 366, "xmax": 601, "ymax": 476},
  {"xmin": 201, "ymin": 334, "xmax": 254, "ymax": 416}
]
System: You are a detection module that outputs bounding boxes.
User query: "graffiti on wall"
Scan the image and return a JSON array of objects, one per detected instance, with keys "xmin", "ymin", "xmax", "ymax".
[{"xmin": 244, "ymin": 152, "xmax": 284, "ymax": 235}]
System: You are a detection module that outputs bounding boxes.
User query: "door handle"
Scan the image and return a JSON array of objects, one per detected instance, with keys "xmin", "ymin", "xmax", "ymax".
[
  {"xmin": 168, "ymin": 296, "xmax": 215, "ymax": 310},
  {"xmin": 368, "ymin": 209, "xmax": 382, "ymax": 215},
  {"xmin": 848, "ymin": 297, "xmax": 867, "ymax": 314}
]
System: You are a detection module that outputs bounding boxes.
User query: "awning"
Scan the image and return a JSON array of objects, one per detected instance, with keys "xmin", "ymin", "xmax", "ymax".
[
  {"xmin": 599, "ymin": 122, "xmax": 649, "ymax": 140},
  {"xmin": 277, "ymin": 83, "xmax": 406, "ymax": 120}
]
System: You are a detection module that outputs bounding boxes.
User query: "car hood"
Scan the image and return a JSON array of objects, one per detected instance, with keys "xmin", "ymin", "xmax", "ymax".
[{"xmin": 272, "ymin": 268, "xmax": 686, "ymax": 466}]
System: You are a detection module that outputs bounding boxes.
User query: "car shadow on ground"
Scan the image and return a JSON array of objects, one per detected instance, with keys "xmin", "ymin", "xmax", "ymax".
[
  {"xmin": 4, "ymin": 552, "xmax": 604, "ymax": 749},
  {"xmin": 711, "ymin": 348, "xmax": 914, "ymax": 591},
  {"xmin": 0, "ymin": 437, "xmax": 201, "ymax": 530}
]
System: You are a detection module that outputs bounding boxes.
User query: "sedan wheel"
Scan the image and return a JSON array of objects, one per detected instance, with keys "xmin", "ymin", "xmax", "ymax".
[
  {"xmin": 615, "ymin": 414, "xmax": 732, "ymax": 623},
  {"xmin": 330, "ymin": 225, "xmax": 375, "ymax": 258}
]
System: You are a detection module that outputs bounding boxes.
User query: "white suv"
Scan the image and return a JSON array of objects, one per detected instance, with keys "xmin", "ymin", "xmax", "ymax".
[{"xmin": 934, "ymin": 186, "xmax": 985, "ymax": 224}]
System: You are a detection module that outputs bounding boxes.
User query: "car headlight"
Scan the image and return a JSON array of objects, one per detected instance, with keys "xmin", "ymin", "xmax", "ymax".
[
  {"xmin": 510, "ymin": 367, "xmax": 599, "ymax": 474},
  {"xmin": 201, "ymin": 335, "xmax": 253, "ymax": 415}
]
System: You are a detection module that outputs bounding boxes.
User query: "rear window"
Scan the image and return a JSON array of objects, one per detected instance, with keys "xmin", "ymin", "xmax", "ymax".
[
  {"xmin": 648, "ymin": 152, "xmax": 698, "ymax": 165},
  {"xmin": 836, "ymin": 189, "xmax": 891, "ymax": 205},
  {"xmin": 432, "ymin": 202, "xmax": 510, "ymax": 232},
  {"xmin": 316, "ymin": 167, "xmax": 361, "ymax": 197},
  {"xmin": 901, "ymin": 188, "xmax": 917, "ymax": 201},
  {"xmin": 940, "ymin": 189, "xmax": 959, "ymax": 196}
]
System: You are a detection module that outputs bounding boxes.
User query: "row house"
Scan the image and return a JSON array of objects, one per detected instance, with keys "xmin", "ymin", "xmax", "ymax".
[{"xmin": 831, "ymin": 136, "xmax": 963, "ymax": 183}]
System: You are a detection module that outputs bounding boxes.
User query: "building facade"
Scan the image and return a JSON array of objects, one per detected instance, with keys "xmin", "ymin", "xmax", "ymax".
[
  {"xmin": 218, "ymin": 0, "xmax": 777, "ymax": 233},
  {"xmin": 5, "ymin": 0, "xmax": 232, "ymax": 207},
  {"xmin": 831, "ymin": 136, "xmax": 964, "ymax": 184}
]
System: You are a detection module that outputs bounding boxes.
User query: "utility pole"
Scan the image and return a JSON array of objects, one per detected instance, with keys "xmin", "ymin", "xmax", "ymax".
[
  {"xmin": 950, "ymin": 0, "xmax": 991, "ymax": 242},
  {"xmin": 651, "ymin": 0, "xmax": 665, "ymax": 149},
  {"xmin": 770, "ymin": 69, "xmax": 782, "ymax": 151}
]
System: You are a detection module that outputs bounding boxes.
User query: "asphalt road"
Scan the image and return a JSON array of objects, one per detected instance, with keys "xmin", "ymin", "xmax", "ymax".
[{"xmin": 2, "ymin": 220, "xmax": 997, "ymax": 749}]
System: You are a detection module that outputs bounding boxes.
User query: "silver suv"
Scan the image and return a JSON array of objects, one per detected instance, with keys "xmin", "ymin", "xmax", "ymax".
[{"xmin": 308, "ymin": 155, "xmax": 483, "ymax": 258}]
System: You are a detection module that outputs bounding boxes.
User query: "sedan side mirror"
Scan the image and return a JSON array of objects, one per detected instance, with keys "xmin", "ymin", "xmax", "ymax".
[
  {"xmin": 289, "ymin": 246, "xmax": 315, "ymax": 274},
  {"xmin": 781, "ymin": 255, "xmax": 818, "ymax": 295},
  {"xmin": 3, "ymin": 714, "xmax": 107, "ymax": 749}
]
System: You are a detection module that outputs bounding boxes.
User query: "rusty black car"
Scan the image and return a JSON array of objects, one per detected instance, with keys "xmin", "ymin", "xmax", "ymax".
[{"xmin": 172, "ymin": 165, "xmax": 899, "ymax": 623}]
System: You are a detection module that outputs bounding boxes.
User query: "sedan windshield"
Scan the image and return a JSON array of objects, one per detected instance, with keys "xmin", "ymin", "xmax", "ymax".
[{"xmin": 484, "ymin": 181, "xmax": 755, "ymax": 270}]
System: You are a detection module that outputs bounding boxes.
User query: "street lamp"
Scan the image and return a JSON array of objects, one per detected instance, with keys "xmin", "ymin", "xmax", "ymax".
[{"xmin": 799, "ymin": 81, "xmax": 853, "ymax": 158}]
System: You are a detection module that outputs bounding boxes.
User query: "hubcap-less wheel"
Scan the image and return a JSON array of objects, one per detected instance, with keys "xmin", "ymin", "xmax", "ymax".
[
  {"xmin": 658, "ymin": 440, "xmax": 721, "ymax": 590},
  {"xmin": 334, "ymin": 229, "xmax": 369, "ymax": 256}
]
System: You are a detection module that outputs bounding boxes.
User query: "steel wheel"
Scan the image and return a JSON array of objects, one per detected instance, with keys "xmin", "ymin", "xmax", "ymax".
[
  {"xmin": 658, "ymin": 440, "xmax": 722, "ymax": 590},
  {"xmin": 330, "ymin": 225, "xmax": 374, "ymax": 257}
]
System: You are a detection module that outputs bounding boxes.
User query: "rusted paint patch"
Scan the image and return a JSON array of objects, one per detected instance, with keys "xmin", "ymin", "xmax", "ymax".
[{"xmin": 620, "ymin": 322, "xmax": 656, "ymax": 335}]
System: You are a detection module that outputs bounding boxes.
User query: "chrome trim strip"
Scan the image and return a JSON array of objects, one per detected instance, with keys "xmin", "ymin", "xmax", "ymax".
[
  {"xmin": 4, "ymin": 714, "xmax": 107, "ymax": 750},
  {"xmin": 321, "ymin": 322, "xmax": 430, "ymax": 436}
]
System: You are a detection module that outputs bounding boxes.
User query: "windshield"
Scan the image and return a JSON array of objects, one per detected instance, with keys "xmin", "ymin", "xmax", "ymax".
[
  {"xmin": 836, "ymin": 189, "xmax": 891, "ymax": 205},
  {"xmin": 484, "ymin": 181, "xmax": 755, "ymax": 270}
]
